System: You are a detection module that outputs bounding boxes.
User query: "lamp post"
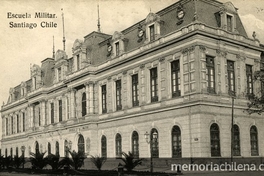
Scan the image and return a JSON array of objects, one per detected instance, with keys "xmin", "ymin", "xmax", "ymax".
[
  {"xmin": 20, "ymin": 146, "xmax": 25, "ymax": 169},
  {"xmin": 230, "ymin": 91, "xmax": 236, "ymax": 164},
  {"xmin": 144, "ymin": 131, "xmax": 158, "ymax": 175}
]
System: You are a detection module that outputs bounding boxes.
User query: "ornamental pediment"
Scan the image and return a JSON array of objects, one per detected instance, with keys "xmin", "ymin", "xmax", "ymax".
[
  {"xmin": 145, "ymin": 12, "xmax": 161, "ymax": 24},
  {"xmin": 72, "ymin": 39, "xmax": 83, "ymax": 51},
  {"xmin": 223, "ymin": 2, "xmax": 237, "ymax": 13},
  {"xmin": 55, "ymin": 49, "xmax": 67, "ymax": 61},
  {"xmin": 112, "ymin": 31, "xmax": 124, "ymax": 41}
]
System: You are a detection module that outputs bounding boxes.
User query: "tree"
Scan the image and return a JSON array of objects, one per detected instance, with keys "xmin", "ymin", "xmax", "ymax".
[
  {"xmin": 46, "ymin": 153, "xmax": 60, "ymax": 170},
  {"xmin": 58, "ymin": 150, "xmax": 87, "ymax": 170},
  {"xmin": 90, "ymin": 155, "xmax": 106, "ymax": 171},
  {"xmin": 13, "ymin": 155, "xmax": 24, "ymax": 169},
  {"xmin": 246, "ymin": 70, "xmax": 264, "ymax": 114},
  {"xmin": 30, "ymin": 151, "xmax": 48, "ymax": 170},
  {"xmin": 120, "ymin": 151, "xmax": 143, "ymax": 172}
]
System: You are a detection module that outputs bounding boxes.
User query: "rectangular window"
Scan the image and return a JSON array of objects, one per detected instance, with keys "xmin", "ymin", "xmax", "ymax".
[
  {"xmin": 59, "ymin": 100, "xmax": 62, "ymax": 122},
  {"xmin": 34, "ymin": 77, "xmax": 37, "ymax": 90},
  {"xmin": 150, "ymin": 67, "xmax": 158, "ymax": 102},
  {"xmin": 227, "ymin": 14, "xmax": 233, "ymax": 32},
  {"xmin": 227, "ymin": 60, "xmax": 235, "ymax": 96},
  {"xmin": 58, "ymin": 67, "xmax": 62, "ymax": 81},
  {"xmin": 17, "ymin": 115, "xmax": 19, "ymax": 133},
  {"xmin": 102, "ymin": 85, "xmax": 107, "ymax": 113},
  {"xmin": 115, "ymin": 42, "xmax": 119, "ymax": 56},
  {"xmin": 22, "ymin": 112, "xmax": 25, "ymax": 132},
  {"xmin": 246, "ymin": 65, "xmax": 253, "ymax": 95},
  {"xmin": 149, "ymin": 24, "xmax": 155, "ymax": 41},
  {"xmin": 116, "ymin": 80, "xmax": 122, "ymax": 111},
  {"xmin": 6, "ymin": 118, "xmax": 8, "ymax": 135},
  {"xmin": 51, "ymin": 103, "xmax": 54, "ymax": 124},
  {"xmin": 76, "ymin": 54, "xmax": 80, "ymax": 70},
  {"xmin": 206, "ymin": 56, "xmax": 215, "ymax": 93},
  {"xmin": 132, "ymin": 74, "xmax": 139, "ymax": 107},
  {"xmin": 171, "ymin": 60, "xmax": 181, "ymax": 97}
]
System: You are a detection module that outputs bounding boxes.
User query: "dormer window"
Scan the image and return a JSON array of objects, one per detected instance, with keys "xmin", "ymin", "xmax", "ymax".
[
  {"xmin": 115, "ymin": 42, "xmax": 120, "ymax": 56},
  {"xmin": 149, "ymin": 24, "xmax": 155, "ymax": 41},
  {"xmin": 144, "ymin": 12, "xmax": 161, "ymax": 43},
  {"xmin": 58, "ymin": 67, "xmax": 62, "ymax": 81},
  {"xmin": 111, "ymin": 31, "xmax": 127, "ymax": 58},
  {"xmin": 226, "ymin": 14, "xmax": 233, "ymax": 32},
  {"xmin": 76, "ymin": 54, "xmax": 80, "ymax": 70}
]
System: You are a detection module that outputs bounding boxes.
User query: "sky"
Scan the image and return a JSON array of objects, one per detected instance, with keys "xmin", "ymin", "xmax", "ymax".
[{"xmin": 0, "ymin": 0, "xmax": 264, "ymax": 140}]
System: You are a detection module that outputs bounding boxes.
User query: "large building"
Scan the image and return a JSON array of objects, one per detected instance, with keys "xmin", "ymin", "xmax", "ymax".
[{"xmin": 1, "ymin": 0, "xmax": 264, "ymax": 166}]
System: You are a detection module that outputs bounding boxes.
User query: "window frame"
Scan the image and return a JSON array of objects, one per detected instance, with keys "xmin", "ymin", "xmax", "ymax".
[
  {"xmin": 150, "ymin": 67, "xmax": 158, "ymax": 102},
  {"xmin": 227, "ymin": 60, "xmax": 235, "ymax": 96},
  {"xmin": 172, "ymin": 126, "xmax": 181, "ymax": 158},
  {"xmin": 50, "ymin": 102, "xmax": 54, "ymax": 124},
  {"xmin": 150, "ymin": 128, "xmax": 159, "ymax": 158},
  {"xmin": 59, "ymin": 99, "xmax": 63, "ymax": 122},
  {"xmin": 116, "ymin": 80, "xmax": 122, "ymax": 111},
  {"xmin": 206, "ymin": 56, "xmax": 216, "ymax": 94},
  {"xmin": 210, "ymin": 123, "xmax": 221, "ymax": 157},
  {"xmin": 115, "ymin": 133, "xmax": 122, "ymax": 158},
  {"xmin": 250, "ymin": 126, "xmax": 259, "ymax": 156},
  {"xmin": 102, "ymin": 85, "xmax": 107, "ymax": 114},
  {"xmin": 171, "ymin": 60, "xmax": 181, "ymax": 97},
  {"xmin": 82, "ymin": 92, "xmax": 87, "ymax": 117},
  {"xmin": 149, "ymin": 24, "xmax": 155, "ymax": 41},
  {"xmin": 101, "ymin": 135, "xmax": 107, "ymax": 158},
  {"xmin": 233, "ymin": 124, "xmax": 240, "ymax": 156},
  {"xmin": 246, "ymin": 64, "xmax": 253, "ymax": 95},
  {"xmin": 132, "ymin": 131, "xmax": 139, "ymax": 158},
  {"xmin": 132, "ymin": 74, "xmax": 139, "ymax": 107}
]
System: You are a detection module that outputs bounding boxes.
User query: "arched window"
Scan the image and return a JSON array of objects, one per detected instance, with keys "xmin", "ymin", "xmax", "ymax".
[
  {"xmin": 48, "ymin": 142, "xmax": 51, "ymax": 154},
  {"xmin": 56, "ymin": 141, "xmax": 59, "ymax": 156},
  {"xmin": 116, "ymin": 133, "xmax": 122, "ymax": 157},
  {"xmin": 64, "ymin": 140, "xmax": 69, "ymax": 157},
  {"xmin": 78, "ymin": 135, "xmax": 85, "ymax": 154},
  {"xmin": 10, "ymin": 148, "xmax": 13, "ymax": 158},
  {"xmin": 35, "ymin": 141, "xmax": 39, "ymax": 154},
  {"xmin": 5, "ymin": 148, "xmax": 7, "ymax": 157},
  {"xmin": 132, "ymin": 131, "xmax": 139, "ymax": 158},
  {"xmin": 101, "ymin": 135, "xmax": 107, "ymax": 158},
  {"xmin": 151, "ymin": 128, "xmax": 159, "ymax": 158},
  {"xmin": 233, "ymin": 125, "xmax": 240, "ymax": 156},
  {"xmin": 172, "ymin": 126, "xmax": 181, "ymax": 158},
  {"xmin": 210, "ymin": 123, "xmax": 221, "ymax": 156},
  {"xmin": 250, "ymin": 126, "xmax": 258, "ymax": 156},
  {"xmin": 82, "ymin": 92, "xmax": 87, "ymax": 117}
]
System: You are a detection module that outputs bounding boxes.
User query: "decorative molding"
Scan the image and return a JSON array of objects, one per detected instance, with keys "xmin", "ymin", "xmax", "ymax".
[
  {"xmin": 216, "ymin": 49, "xmax": 227, "ymax": 58},
  {"xmin": 122, "ymin": 70, "xmax": 127, "ymax": 75},
  {"xmin": 199, "ymin": 45, "xmax": 206, "ymax": 51},
  {"xmin": 159, "ymin": 57, "xmax": 165, "ymax": 62},
  {"xmin": 140, "ymin": 64, "xmax": 145, "ymax": 69},
  {"xmin": 107, "ymin": 76, "xmax": 112, "ymax": 80}
]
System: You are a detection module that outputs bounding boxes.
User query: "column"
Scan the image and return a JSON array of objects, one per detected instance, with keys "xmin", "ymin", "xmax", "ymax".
[
  {"xmin": 122, "ymin": 71, "xmax": 128, "ymax": 109},
  {"xmin": 70, "ymin": 89, "xmax": 76, "ymax": 118},
  {"xmin": 140, "ymin": 64, "xmax": 146, "ymax": 105},
  {"xmin": 41, "ymin": 100, "xmax": 46, "ymax": 126},
  {"xmin": 85, "ymin": 83, "xmax": 89, "ymax": 115},
  {"xmin": 89, "ymin": 82, "xmax": 94, "ymax": 114}
]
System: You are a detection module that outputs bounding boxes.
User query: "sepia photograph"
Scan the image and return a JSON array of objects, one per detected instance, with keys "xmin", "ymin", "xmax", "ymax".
[{"xmin": 0, "ymin": 0, "xmax": 264, "ymax": 175}]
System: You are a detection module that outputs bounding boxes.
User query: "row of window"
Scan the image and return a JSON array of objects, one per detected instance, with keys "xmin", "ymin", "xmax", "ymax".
[
  {"xmin": 5, "ymin": 112, "xmax": 26, "ymax": 135},
  {"xmin": 3, "ymin": 124, "xmax": 259, "ymax": 158},
  {"xmin": 101, "ymin": 57, "xmax": 254, "ymax": 113}
]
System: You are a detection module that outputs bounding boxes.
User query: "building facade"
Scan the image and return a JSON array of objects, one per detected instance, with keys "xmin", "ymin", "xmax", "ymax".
[{"xmin": 1, "ymin": 0, "xmax": 264, "ymax": 165}]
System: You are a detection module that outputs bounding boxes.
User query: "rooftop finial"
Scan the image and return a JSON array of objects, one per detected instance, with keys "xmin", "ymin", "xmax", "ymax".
[
  {"xmin": 52, "ymin": 36, "xmax": 55, "ymax": 59},
  {"xmin": 61, "ymin": 8, "xmax": 66, "ymax": 51},
  {"xmin": 97, "ymin": 4, "xmax": 101, "ymax": 32}
]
